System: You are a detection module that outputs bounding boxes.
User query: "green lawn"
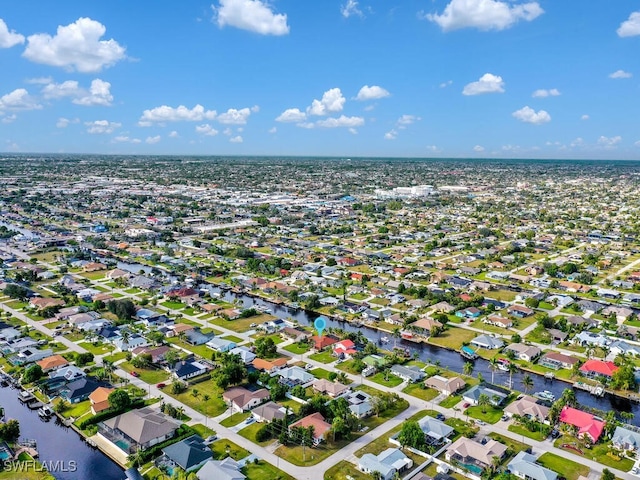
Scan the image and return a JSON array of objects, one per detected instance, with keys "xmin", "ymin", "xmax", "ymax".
[
  {"xmin": 0, "ymin": 453, "xmax": 55, "ymax": 480},
  {"xmin": 239, "ymin": 421, "xmax": 276, "ymax": 447},
  {"xmin": 588, "ymin": 443, "xmax": 634, "ymax": 471},
  {"xmin": 78, "ymin": 341, "xmax": 114, "ymax": 356},
  {"xmin": 508, "ymin": 424, "xmax": 548, "ymax": 441},
  {"xmin": 465, "ymin": 405, "xmax": 504, "ymax": 424},
  {"xmin": 324, "ymin": 460, "xmax": 369, "ymax": 480},
  {"xmin": 222, "ymin": 334, "xmax": 245, "ymax": 343},
  {"xmin": 445, "ymin": 417, "xmax": 479, "ymax": 439},
  {"xmin": 275, "ymin": 437, "xmax": 358, "ymax": 466},
  {"xmin": 164, "ymin": 378, "xmax": 227, "ymax": 417},
  {"xmin": 283, "ymin": 342, "xmax": 311, "ymax": 355},
  {"xmin": 119, "ymin": 362, "xmax": 170, "ymax": 384},
  {"xmin": 161, "ymin": 300, "xmax": 185, "ymax": 310},
  {"xmin": 209, "ymin": 313, "xmax": 277, "ymax": 333},
  {"xmin": 402, "ymin": 383, "xmax": 440, "ymax": 401},
  {"xmin": 242, "ymin": 459, "xmax": 296, "ymax": 480},
  {"xmin": 308, "ymin": 350, "xmax": 336, "ymax": 364},
  {"xmin": 166, "ymin": 336, "xmax": 214, "ymax": 360},
  {"xmin": 439, "ymin": 394, "xmax": 462, "ymax": 408},
  {"xmin": 210, "ymin": 439, "xmax": 250, "ymax": 461},
  {"xmin": 191, "ymin": 423, "xmax": 216, "ymax": 439},
  {"xmin": 537, "ymin": 452, "xmax": 590, "ymax": 480},
  {"xmin": 428, "ymin": 327, "xmax": 477, "ymax": 350},
  {"xmin": 487, "ymin": 433, "xmax": 529, "ymax": 456},
  {"xmin": 220, "ymin": 411, "xmax": 250, "ymax": 427},
  {"xmin": 369, "ymin": 371, "xmax": 403, "ymax": 388},
  {"xmin": 355, "ymin": 410, "xmax": 433, "ymax": 458}
]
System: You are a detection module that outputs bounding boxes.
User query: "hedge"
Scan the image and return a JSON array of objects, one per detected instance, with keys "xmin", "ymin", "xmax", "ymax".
[{"xmin": 77, "ymin": 398, "xmax": 146, "ymax": 429}]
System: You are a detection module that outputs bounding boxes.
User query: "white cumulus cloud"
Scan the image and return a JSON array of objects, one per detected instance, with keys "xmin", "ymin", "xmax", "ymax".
[
  {"xmin": 581, "ymin": 114, "xmax": 590, "ymax": 121},
  {"xmin": 384, "ymin": 130, "xmax": 398, "ymax": 140},
  {"xmin": 308, "ymin": 88, "xmax": 346, "ymax": 116},
  {"xmin": 512, "ymin": 106, "xmax": 551, "ymax": 124},
  {"xmin": 113, "ymin": 136, "xmax": 141, "ymax": 144},
  {"xmin": 23, "ymin": 17, "xmax": 126, "ymax": 72},
  {"xmin": 356, "ymin": 85, "xmax": 390, "ymax": 101},
  {"xmin": 397, "ymin": 114, "xmax": 421, "ymax": 126},
  {"xmin": 139, "ymin": 104, "xmax": 216, "ymax": 125},
  {"xmin": 42, "ymin": 78, "xmax": 113, "ymax": 106},
  {"xmin": 341, "ymin": 0, "xmax": 363, "ymax": 18},
  {"xmin": 0, "ymin": 18, "xmax": 24, "ymax": 48},
  {"xmin": 195, "ymin": 124, "xmax": 219, "ymax": 136},
  {"xmin": 617, "ymin": 11, "xmax": 640, "ymax": 37},
  {"xmin": 213, "ymin": 0, "xmax": 289, "ymax": 35},
  {"xmin": 56, "ymin": 117, "xmax": 79, "ymax": 128},
  {"xmin": 463, "ymin": 73, "xmax": 505, "ymax": 95},
  {"xmin": 425, "ymin": 0, "xmax": 543, "ymax": 32},
  {"xmin": 0, "ymin": 89, "xmax": 41, "ymax": 111},
  {"xmin": 276, "ymin": 108, "xmax": 307, "ymax": 123},
  {"xmin": 532, "ymin": 88, "xmax": 560, "ymax": 98},
  {"xmin": 146, "ymin": 135, "xmax": 161, "ymax": 144},
  {"xmin": 316, "ymin": 115, "xmax": 364, "ymax": 128},
  {"xmin": 473, "ymin": 145, "xmax": 485, "ymax": 152},
  {"xmin": 42, "ymin": 80, "xmax": 80, "ymax": 99},
  {"xmin": 85, "ymin": 119, "xmax": 120, "ymax": 134},
  {"xmin": 217, "ymin": 107, "xmax": 252, "ymax": 125},
  {"xmin": 609, "ymin": 69, "xmax": 632, "ymax": 79},
  {"xmin": 598, "ymin": 135, "xmax": 622, "ymax": 147},
  {"xmin": 229, "ymin": 135, "xmax": 243, "ymax": 143}
]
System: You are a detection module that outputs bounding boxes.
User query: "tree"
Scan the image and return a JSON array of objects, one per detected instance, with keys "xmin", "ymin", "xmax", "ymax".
[
  {"xmin": 0, "ymin": 419, "xmax": 20, "ymax": 441},
  {"xmin": 397, "ymin": 421, "xmax": 425, "ymax": 450},
  {"xmin": 478, "ymin": 393, "xmax": 491, "ymax": 414},
  {"xmin": 488, "ymin": 358, "xmax": 498, "ymax": 384},
  {"xmin": 165, "ymin": 349, "xmax": 179, "ymax": 366},
  {"xmin": 463, "ymin": 361, "xmax": 474, "ymax": 376},
  {"xmin": 525, "ymin": 297, "xmax": 539, "ymax": 309},
  {"xmin": 108, "ymin": 389, "xmax": 131, "ymax": 411},
  {"xmin": 610, "ymin": 364, "xmax": 637, "ymax": 391},
  {"xmin": 601, "ymin": 469, "xmax": 615, "ymax": 480},
  {"xmin": 22, "ymin": 364, "xmax": 43, "ymax": 384},
  {"xmin": 3, "ymin": 284, "xmax": 29, "ymax": 300},
  {"xmin": 255, "ymin": 336, "xmax": 278, "ymax": 359},
  {"xmin": 522, "ymin": 374, "xmax": 534, "ymax": 394}
]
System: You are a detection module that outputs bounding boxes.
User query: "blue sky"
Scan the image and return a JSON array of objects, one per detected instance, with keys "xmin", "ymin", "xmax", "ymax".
[{"xmin": 0, "ymin": 0, "xmax": 639, "ymax": 158}]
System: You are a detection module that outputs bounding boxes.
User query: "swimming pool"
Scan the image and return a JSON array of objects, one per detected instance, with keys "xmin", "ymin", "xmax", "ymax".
[
  {"xmin": 114, "ymin": 440, "xmax": 130, "ymax": 452},
  {"xmin": 459, "ymin": 461, "xmax": 484, "ymax": 474},
  {"xmin": 0, "ymin": 449, "xmax": 11, "ymax": 460}
]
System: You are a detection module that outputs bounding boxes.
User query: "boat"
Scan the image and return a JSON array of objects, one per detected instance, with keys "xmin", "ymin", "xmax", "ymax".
[
  {"xmin": 534, "ymin": 391, "xmax": 555, "ymax": 402},
  {"xmin": 460, "ymin": 346, "xmax": 478, "ymax": 360},
  {"xmin": 18, "ymin": 390, "xmax": 35, "ymax": 403},
  {"xmin": 38, "ymin": 405, "xmax": 54, "ymax": 418},
  {"xmin": 544, "ymin": 372, "xmax": 555, "ymax": 380},
  {"xmin": 380, "ymin": 336, "xmax": 389, "ymax": 343},
  {"xmin": 496, "ymin": 358, "xmax": 510, "ymax": 371}
]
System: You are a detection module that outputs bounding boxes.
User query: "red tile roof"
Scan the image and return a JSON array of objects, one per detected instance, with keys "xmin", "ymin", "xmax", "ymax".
[
  {"xmin": 311, "ymin": 335, "xmax": 338, "ymax": 350},
  {"xmin": 579, "ymin": 359, "xmax": 619, "ymax": 377},
  {"xmin": 559, "ymin": 406, "xmax": 604, "ymax": 442}
]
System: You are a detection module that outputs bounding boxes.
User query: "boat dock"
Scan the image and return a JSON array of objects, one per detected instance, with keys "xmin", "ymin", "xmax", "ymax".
[
  {"xmin": 460, "ymin": 345, "xmax": 478, "ymax": 360},
  {"xmin": 573, "ymin": 381, "xmax": 605, "ymax": 397}
]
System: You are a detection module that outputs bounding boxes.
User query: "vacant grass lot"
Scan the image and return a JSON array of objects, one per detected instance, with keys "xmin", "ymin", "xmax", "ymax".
[
  {"xmin": 428, "ymin": 327, "xmax": 477, "ymax": 350},
  {"xmin": 164, "ymin": 378, "xmax": 227, "ymax": 417},
  {"xmin": 537, "ymin": 452, "xmax": 589, "ymax": 480},
  {"xmin": 242, "ymin": 460, "xmax": 295, "ymax": 480},
  {"xmin": 465, "ymin": 405, "xmax": 504, "ymax": 424},
  {"xmin": 118, "ymin": 362, "xmax": 170, "ymax": 384},
  {"xmin": 402, "ymin": 383, "xmax": 440, "ymax": 401},
  {"xmin": 308, "ymin": 350, "xmax": 336, "ymax": 364},
  {"xmin": 220, "ymin": 411, "xmax": 250, "ymax": 427},
  {"xmin": 323, "ymin": 460, "xmax": 369, "ymax": 480},
  {"xmin": 238, "ymin": 421, "xmax": 275, "ymax": 447}
]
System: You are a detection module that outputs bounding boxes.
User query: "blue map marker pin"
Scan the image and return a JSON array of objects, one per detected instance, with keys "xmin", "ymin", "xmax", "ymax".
[{"xmin": 314, "ymin": 316, "xmax": 327, "ymax": 338}]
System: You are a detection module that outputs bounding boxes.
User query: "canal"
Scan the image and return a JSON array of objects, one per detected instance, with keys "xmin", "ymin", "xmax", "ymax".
[
  {"xmin": 207, "ymin": 285, "xmax": 640, "ymax": 422},
  {"xmin": 0, "ymin": 385, "xmax": 124, "ymax": 480}
]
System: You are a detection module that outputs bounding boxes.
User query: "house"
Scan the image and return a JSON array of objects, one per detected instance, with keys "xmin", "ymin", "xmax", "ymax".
[
  {"xmin": 101, "ymin": 407, "xmax": 181, "ymax": 451},
  {"xmin": 277, "ymin": 366, "xmax": 315, "ymax": 387},
  {"xmin": 547, "ymin": 329, "xmax": 568, "ymax": 343},
  {"xmin": 609, "ymin": 340, "xmax": 640, "ymax": 358},
  {"xmin": 184, "ymin": 329, "xmax": 212, "ymax": 346},
  {"xmin": 456, "ymin": 307, "xmax": 481, "ymax": 319},
  {"xmin": 539, "ymin": 352, "xmax": 579, "ymax": 370},
  {"xmin": 229, "ymin": 346, "xmax": 256, "ymax": 365},
  {"xmin": 310, "ymin": 335, "xmax": 338, "ymax": 351},
  {"xmin": 463, "ymin": 384, "xmax": 508, "ymax": 406},
  {"xmin": 172, "ymin": 360, "xmax": 208, "ymax": 380},
  {"xmin": 470, "ymin": 334, "xmax": 504, "ymax": 350},
  {"xmin": 612, "ymin": 426, "xmax": 640, "ymax": 452},
  {"xmin": 347, "ymin": 391, "xmax": 374, "ymax": 418},
  {"xmin": 89, "ymin": 387, "xmax": 115, "ymax": 414},
  {"xmin": 59, "ymin": 377, "xmax": 104, "ymax": 403},
  {"xmin": 131, "ymin": 345, "xmax": 172, "ymax": 364},
  {"xmin": 67, "ymin": 311, "xmax": 101, "ymax": 327},
  {"xmin": 311, "ymin": 379, "xmax": 350, "ymax": 398},
  {"xmin": 507, "ymin": 451, "xmax": 558, "ymax": 480},
  {"xmin": 358, "ymin": 448, "xmax": 413, "ymax": 480},
  {"xmin": 504, "ymin": 395, "xmax": 549, "ymax": 421},
  {"xmin": 166, "ymin": 287, "xmax": 201, "ymax": 306},
  {"xmin": 566, "ymin": 315, "xmax": 597, "ymax": 329},
  {"xmin": 206, "ymin": 337, "xmax": 237, "ymax": 353},
  {"xmin": 558, "ymin": 406, "xmax": 604, "ymax": 443},
  {"xmin": 507, "ymin": 305, "xmax": 534, "ymax": 318},
  {"xmin": 484, "ymin": 315, "xmax": 513, "ymax": 329},
  {"xmin": 222, "ymin": 387, "xmax": 269, "ymax": 413},
  {"xmin": 572, "ymin": 332, "xmax": 609, "ymax": 348},
  {"xmin": 196, "ymin": 458, "xmax": 245, "ymax": 480},
  {"xmin": 50, "ymin": 365, "xmax": 86, "ymax": 382},
  {"xmin": 114, "ymin": 334, "xmax": 148, "ymax": 352},
  {"xmin": 29, "ymin": 297, "xmax": 65, "ymax": 311},
  {"xmin": 281, "ymin": 327, "xmax": 311, "ymax": 343},
  {"xmin": 602, "ymin": 305, "xmax": 634, "ymax": 323},
  {"xmin": 168, "ymin": 323, "xmax": 195, "ymax": 337},
  {"xmin": 410, "ymin": 317, "xmax": 443, "ymax": 336},
  {"xmin": 417, "ymin": 416, "xmax": 454, "ymax": 445},
  {"xmin": 333, "ymin": 339, "xmax": 358, "ymax": 359},
  {"xmin": 160, "ymin": 435, "xmax": 212, "ymax": 472},
  {"xmin": 11, "ymin": 348, "xmax": 54, "ymax": 365},
  {"xmin": 579, "ymin": 359, "xmax": 618, "ymax": 380},
  {"xmin": 289, "ymin": 412, "xmax": 331, "ymax": 445},
  {"xmin": 252, "ymin": 357, "xmax": 288, "ymax": 373},
  {"xmin": 36, "ymin": 354, "xmax": 69, "ymax": 372},
  {"xmin": 252, "ymin": 401, "xmax": 286, "ymax": 423},
  {"xmin": 424, "ymin": 375, "xmax": 466, "ymax": 396},
  {"xmin": 445, "ymin": 437, "xmax": 507, "ymax": 472},
  {"xmin": 504, "ymin": 343, "xmax": 541, "ymax": 362},
  {"xmin": 390, "ymin": 365, "xmax": 425, "ymax": 383}
]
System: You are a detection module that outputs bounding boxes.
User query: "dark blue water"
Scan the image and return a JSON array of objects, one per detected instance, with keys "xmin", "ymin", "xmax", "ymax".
[
  {"xmin": 0, "ymin": 385, "xmax": 124, "ymax": 480},
  {"xmin": 209, "ymin": 285, "xmax": 640, "ymax": 422}
]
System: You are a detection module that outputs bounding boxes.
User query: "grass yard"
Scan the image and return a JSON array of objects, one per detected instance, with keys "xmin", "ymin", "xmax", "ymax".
[
  {"xmin": 222, "ymin": 334, "xmax": 245, "ymax": 343},
  {"xmin": 308, "ymin": 350, "xmax": 336, "ymax": 364},
  {"xmin": 160, "ymin": 300, "xmax": 186, "ymax": 310},
  {"xmin": 166, "ymin": 337, "xmax": 214, "ymax": 360},
  {"xmin": 335, "ymin": 359, "xmax": 362, "ymax": 376},
  {"xmin": 369, "ymin": 371, "xmax": 403, "ymax": 388},
  {"xmin": 355, "ymin": 410, "xmax": 433, "ymax": 458},
  {"xmin": 323, "ymin": 460, "xmax": 369, "ymax": 480},
  {"xmin": 439, "ymin": 394, "xmax": 463, "ymax": 408},
  {"xmin": 283, "ymin": 342, "xmax": 311, "ymax": 355},
  {"xmin": 275, "ymin": 437, "xmax": 357, "ymax": 466},
  {"xmin": 465, "ymin": 405, "xmax": 504, "ymax": 424},
  {"xmin": 487, "ymin": 433, "xmax": 528, "ymax": 457},
  {"xmin": 537, "ymin": 453, "xmax": 589, "ymax": 480},
  {"xmin": 242, "ymin": 459, "xmax": 295, "ymax": 480},
  {"xmin": 164, "ymin": 378, "xmax": 227, "ymax": 417},
  {"xmin": 428, "ymin": 327, "xmax": 477, "ymax": 350},
  {"xmin": 191, "ymin": 423, "xmax": 216, "ymax": 439},
  {"xmin": 0, "ymin": 453, "xmax": 56, "ymax": 480},
  {"xmin": 508, "ymin": 424, "xmax": 548, "ymax": 441},
  {"xmin": 78, "ymin": 341, "xmax": 114, "ymax": 356},
  {"xmin": 103, "ymin": 351, "xmax": 128, "ymax": 363},
  {"xmin": 220, "ymin": 411, "xmax": 251, "ymax": 427},
  {"xmin": 402, "ymin": 383, "xmax": 440, "ymax": 401},
  {"xmin": 238, "ymin": 421, "xmax": 276, "ymax": 447},
  {"xmin": 209, "ymin": 313, "xmax": 277, "ymax": 333},
  {"xmin": 210, "ymin": 439, "xmax": 250, "ymax": 461},
  {"xmin": 445, "ymin": 417, "xmax": 479, "ymax": 439},
  {"xmin": 119, "ymin": 362, "xmax": 170, "ymax": 384}
]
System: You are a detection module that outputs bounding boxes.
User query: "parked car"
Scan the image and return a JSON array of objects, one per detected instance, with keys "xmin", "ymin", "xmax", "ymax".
[
  {"xmin": 130, "ymin": 371, "xmax": 139, "ymax": 377},
  {"xmin": 463, "ymin": 402, "xmax": 470, "ymax": 408},
  {"xmin": 501, "ymin": 415, "xmax": 509, "ymax": 421},
  {"xmin": 475, "ymin": 420, "xmax": 486, "ymax": 426},
  {"xmin": 435, "ymin": 413, "xmax": 446, "ymax": 421},
  {"xmin": 156, "ymin": 383, "xmax": 166, "ymax": 389},
  {"xmin": 204, "ymin": 435, "xmax": 217, "ymax": 444},
  {"xmin": 250, "ymin": 323, "xmax": 257, "ymax": 328}
]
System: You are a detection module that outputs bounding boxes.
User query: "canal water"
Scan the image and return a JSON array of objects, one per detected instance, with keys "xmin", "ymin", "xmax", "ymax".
[
  {"xmin": 0, "ymin": 385, "xmax": 124, "ymax": 480},
  {"xmin": 208, "ymin": 285, "xmax": 640, "ymax": 422}
]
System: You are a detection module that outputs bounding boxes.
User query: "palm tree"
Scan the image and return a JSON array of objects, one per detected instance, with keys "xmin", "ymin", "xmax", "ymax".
[
  {"xmin": 392, "ymin": 327, "xmax": 401, "ymax": 349},
  {"xmin": 507, "ymin": 362, "xmax": 518, "ymax": 389},
  {"xmin": 463, "ymin": 361, "xmax": 474, "ymax": 377},
  {"xmin": 120, "ymin": 329, "xmax": 130, "ymax": 348},
  {"xmin": 560, "ymin": 388, "xmax": 577, "ymax": 407},
  {"xmin": 522, "ymin": 374, "xmax": 534, "ymax": 394},
  {"xmin": 478, "ymin": 393, "xmax": 491, "ymax": 414},
  {"xmin": 103, "ymin": 360, "xmax": 114, "ymax": 383},
  {"xmin": 488, "ymin": 357, "xmax": 499, "ymax": 384}
]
